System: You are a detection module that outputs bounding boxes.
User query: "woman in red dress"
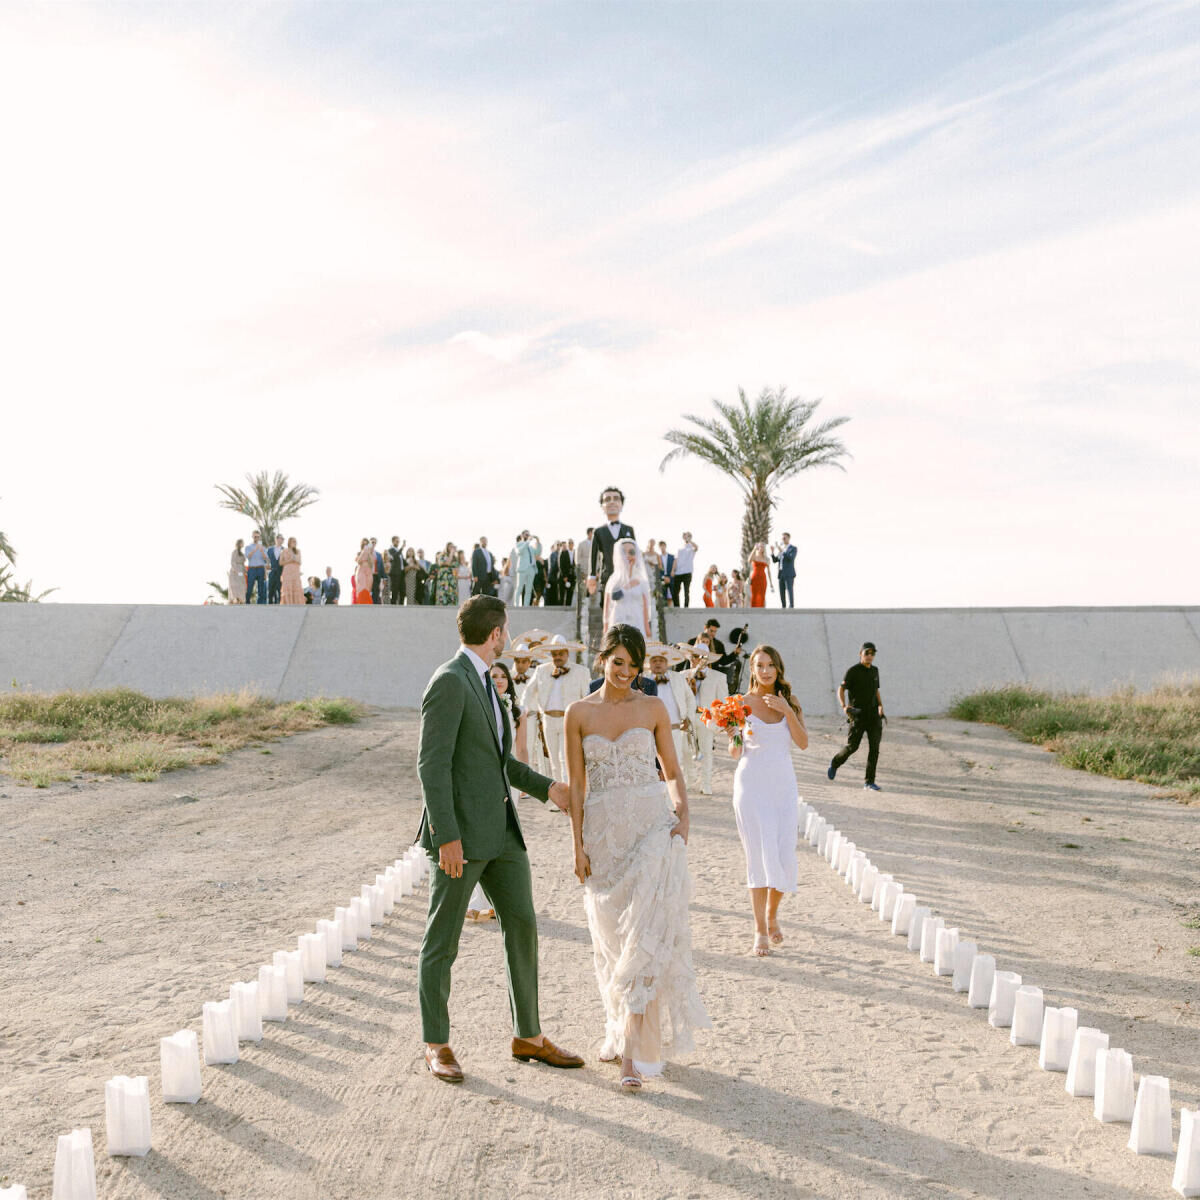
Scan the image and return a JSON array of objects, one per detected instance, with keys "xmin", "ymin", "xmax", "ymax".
[
  {"xmin": 702, "ymin": 565, "xmax": 717, "ymax": 607},
  {"xmin": 748, "ymin": 543, "xmax": 771, "ymax": 607}
]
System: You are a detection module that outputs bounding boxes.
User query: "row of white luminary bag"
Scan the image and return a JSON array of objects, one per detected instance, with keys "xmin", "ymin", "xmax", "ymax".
[
  {"xmin": 24, "ymin": 850, "xmax": 429, "ymax": 1197},
  {"xmin": 802, "ymin": 805, "xmax": 1200, "ymax": 1195}
]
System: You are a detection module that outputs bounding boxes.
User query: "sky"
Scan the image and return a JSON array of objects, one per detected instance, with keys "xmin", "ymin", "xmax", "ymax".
[{"xmin": 2, "ymin": 0, "xmax": 1198, "ymax": 608}]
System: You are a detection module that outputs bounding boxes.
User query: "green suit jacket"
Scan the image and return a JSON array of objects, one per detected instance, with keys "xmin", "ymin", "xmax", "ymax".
[{"xmin": 416, "ymin": 651, "xmax": 553, "ymax": 859}]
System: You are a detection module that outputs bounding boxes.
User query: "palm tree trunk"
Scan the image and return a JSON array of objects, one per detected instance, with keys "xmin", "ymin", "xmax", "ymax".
[{"xmin": 740, "ymin": 486, "xmax": 772, "ymax": 571}]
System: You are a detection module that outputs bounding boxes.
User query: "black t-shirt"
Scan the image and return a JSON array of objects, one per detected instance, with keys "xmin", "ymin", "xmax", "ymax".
[{"xmin": 842, "ymin": 663, "xmax": 880, "ymax": 716}]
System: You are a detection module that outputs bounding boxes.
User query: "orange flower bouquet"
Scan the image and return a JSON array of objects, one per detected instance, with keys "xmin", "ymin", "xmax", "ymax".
[{"xmin": 700, "ymin": 694, "xmax": 753, "ymax": 749}]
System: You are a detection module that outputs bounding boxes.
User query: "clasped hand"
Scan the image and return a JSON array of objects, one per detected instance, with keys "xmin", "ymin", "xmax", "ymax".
[{"xmin": 573, "ymin": 846, "xmax": 591, "ymax": 884}]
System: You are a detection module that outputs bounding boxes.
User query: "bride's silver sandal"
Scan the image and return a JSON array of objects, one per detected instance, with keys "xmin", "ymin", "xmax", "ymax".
[{"xmin": 753, "ymin": 933, "xmax": 771, "ymax": 957}]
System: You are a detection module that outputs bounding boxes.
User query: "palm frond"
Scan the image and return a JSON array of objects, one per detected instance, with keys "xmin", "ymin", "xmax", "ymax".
[{"xmin": 661, "ymin": 385, "xmax": 850, "ymax": 545}]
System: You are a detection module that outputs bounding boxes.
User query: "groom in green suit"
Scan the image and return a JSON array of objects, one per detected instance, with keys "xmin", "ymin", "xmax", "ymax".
[{"xmin": 417, "ymin": 595, "xmax": 585, "ymax": 1082}]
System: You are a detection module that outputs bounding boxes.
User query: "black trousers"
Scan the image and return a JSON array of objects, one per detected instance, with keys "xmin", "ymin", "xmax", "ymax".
[
  {"xmin": 267, "ymin": 567, "xmax": 282, "ymax": 604},
  {"xmin": 833, "ymin": 717, "xmax": 882, "ymax": 784},
  {"xmin": 674, "ymin": 573, "xmax": 692, "ymax": 606},
  {"xmin": 371, "ymin": 573, "xmax": 383, "ymax": 604},
  {"xmin": 389, "ymin": 573, "xmax": 405, "ymax": 603}
]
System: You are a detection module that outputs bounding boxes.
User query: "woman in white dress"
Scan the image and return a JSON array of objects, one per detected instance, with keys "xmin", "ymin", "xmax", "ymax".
[
  {"xmin": 603, "ymin": 538, "xmax": 652, "ymax": 638},
  {"xmin": 727, "ymin": 645, "xmax": 808, "ymax": 957},
  {"xmin": 227, "ymin": 539, "xmax": 246, "ymax": 604},
  {"xmin": 455, "ymin": 549, "xmax": 472, "ymax": 604},
  {"xmin": 565, "ymin": 624, "xmax": 709, "ymax": 1091}
]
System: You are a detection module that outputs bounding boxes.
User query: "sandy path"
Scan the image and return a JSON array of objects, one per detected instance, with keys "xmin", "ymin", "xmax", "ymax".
[{"xmin": 1, "ymin": 711, "xmax": 1197, "ymax": 1199}]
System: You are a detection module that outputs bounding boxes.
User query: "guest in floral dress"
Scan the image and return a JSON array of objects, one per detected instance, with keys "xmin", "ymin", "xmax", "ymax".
[
  {"xmin": 435, "ymin": 543, "xmax": 458, "ymax": 606},
  {"xmin": 280, "ymin": 538, "xmax": 305, "ymax": 605},
  {"xmin": 728, "ymin": 569, "xmax": 745, "ymax": 607}
]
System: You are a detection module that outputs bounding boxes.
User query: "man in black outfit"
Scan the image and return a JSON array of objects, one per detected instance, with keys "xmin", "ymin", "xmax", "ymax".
[
  {"xmin": 586, "ymin": 486, "xmax": 635, "ymax": 597},
  {"xmin": 387, "ymin": 536, "xmax": 406, "ymax": 604},
  {"xmin": 828, "ymin": 642, "xmax": 886, "ymax": 792}
]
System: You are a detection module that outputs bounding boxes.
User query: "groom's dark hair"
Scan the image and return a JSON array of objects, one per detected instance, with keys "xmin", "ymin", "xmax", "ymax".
[
  {"xmin": 458, "ymin": 595, "xmax": 506, "ymax": 646},
  {"xmin": 598, "ymin": 486, "xmax": 625, "ymax": 504}
]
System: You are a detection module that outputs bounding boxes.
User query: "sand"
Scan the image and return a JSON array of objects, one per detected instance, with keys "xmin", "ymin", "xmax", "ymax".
[{"xmin": 1, "ymin": 711, "xmax": 1198, "ymax": 1199}]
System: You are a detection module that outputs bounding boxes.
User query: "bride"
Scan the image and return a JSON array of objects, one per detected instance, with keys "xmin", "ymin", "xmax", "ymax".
[
  {"xmin": 564, "ymin": 624, "xmax": 710, "ymax": 1091},
  {"xmin": 603, "ymin": 538, "xmax": 652, "ymax": 638}
]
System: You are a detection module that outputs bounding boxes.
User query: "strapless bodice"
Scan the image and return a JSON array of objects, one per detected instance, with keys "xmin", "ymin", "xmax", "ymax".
[{"xmin": 582, "ymin": 726, "xmax": 660, "ymax": 792}]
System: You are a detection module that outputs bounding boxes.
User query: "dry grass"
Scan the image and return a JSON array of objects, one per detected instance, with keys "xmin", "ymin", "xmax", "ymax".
[
  {"xmin": 0, "ymin": 688, "xmax": 363, "ymax": 786},
  {"xmin": 949, "ymin": 682, "xmax": 1200, "ymax": 801}
]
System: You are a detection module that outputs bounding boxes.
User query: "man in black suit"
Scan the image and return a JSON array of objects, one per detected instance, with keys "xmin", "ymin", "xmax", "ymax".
[
  {"xmin": 267, "ymin": 536, "xmax": 284, "ymax": 605},
  {"xmin": 471, "ymin": 537, "xmax": 496, "ymax": 596},
  {"xmin": 387, "ymin": 536, "xmax": 407, "ymax": 605},
  {"xmin": 559, "ymin": 542, "xmax": 575, "ymax": 607},
  {"xmin": 546, "ymin": 541, "xmax": 562, "ymax": 606},
  {"xmin": 586, "ymin": 486, "xmax": 635, "ymax": 597}
]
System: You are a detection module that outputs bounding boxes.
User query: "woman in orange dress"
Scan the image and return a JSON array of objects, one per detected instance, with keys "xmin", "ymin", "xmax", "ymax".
[
  {"xmin": 280, "ymin": 537, "xmax": 305, "ymax": 604},
  {"xmin": 702, "ymin": 565, "xmax": 717, "ymax": 607},
  {"xmin": 354, "ymin": 538, "xmax": 374, "ymax": 604},
  {"xmin": 748, "ymin": 543, "xmax": 771, "ymax": 607}
]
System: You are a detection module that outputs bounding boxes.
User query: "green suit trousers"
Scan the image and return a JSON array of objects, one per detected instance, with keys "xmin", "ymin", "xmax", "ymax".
[{"xmin": 418, "ymin": 817, "xmax": 540, "ymax": 1044}]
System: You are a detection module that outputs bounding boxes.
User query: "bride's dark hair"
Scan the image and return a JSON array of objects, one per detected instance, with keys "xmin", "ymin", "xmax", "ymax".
[
  {"xmin": 748, "ymin": 643, "xmax": 802, "ymax": 717},
  {"xmin": 594, "ymin": 624, "xmax": 646, "ymax": 675}
]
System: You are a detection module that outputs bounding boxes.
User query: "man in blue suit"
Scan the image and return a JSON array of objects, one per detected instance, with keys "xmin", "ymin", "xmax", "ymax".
[
  {"xmin": 657, "ymin": 540, "xmax": 675, "ymax": 606},
  {"xmin": 320, "ymin": 567, "xmax": 340, "ymax": 605},
  {"xmin": 771, "ymin": 533, "xmax": 797, "ymax": 608}
]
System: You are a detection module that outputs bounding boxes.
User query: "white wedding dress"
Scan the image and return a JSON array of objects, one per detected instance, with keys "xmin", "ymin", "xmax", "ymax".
[
  {"xmin": 581, "ymin": 726, "xmax": 710, "ymax": 1073},
  {"xmin": 606, "ymin": 579, "xmax": 650, "ymax": 633}
]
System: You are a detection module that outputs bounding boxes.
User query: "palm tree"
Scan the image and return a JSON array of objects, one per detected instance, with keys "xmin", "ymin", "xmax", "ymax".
[
  {"xmin": 660, "ymin": 386, "xmax": 850, "ymax": 567},
  {"xmin": 0, "ymin": 523, "xmax": 56, "ymax": 602},
  {"xmin": 215, "ymin": 470, "xmax": 320, "ymax": 545}
]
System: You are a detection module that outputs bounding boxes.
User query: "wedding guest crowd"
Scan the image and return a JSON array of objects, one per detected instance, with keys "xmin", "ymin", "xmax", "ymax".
[{"xmin": 222, "ymin": 523, "xmax": 800, "ymax": 607}]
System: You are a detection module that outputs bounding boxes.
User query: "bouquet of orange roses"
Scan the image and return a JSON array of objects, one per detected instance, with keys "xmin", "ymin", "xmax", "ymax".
[{"xmin": 700, "ymin": 694, "xmax": 753, "ymax": 749}]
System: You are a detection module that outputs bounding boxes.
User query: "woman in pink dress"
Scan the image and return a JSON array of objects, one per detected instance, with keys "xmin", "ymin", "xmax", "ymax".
[
  {"xmin": 280, "ymin": 537, "xmax": 305, "ymax": 605},
  {"xmin": 354, "ymin": 538, "xmax": 374, "ymax": 604}
]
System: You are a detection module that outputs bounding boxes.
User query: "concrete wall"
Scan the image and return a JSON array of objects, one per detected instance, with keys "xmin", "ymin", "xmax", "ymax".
[{"xmin": 2, "ymin": 604, "xmax": 1197, "ymax": 716}]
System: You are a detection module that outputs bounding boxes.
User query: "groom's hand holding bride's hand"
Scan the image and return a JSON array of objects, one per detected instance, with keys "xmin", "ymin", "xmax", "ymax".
[
  {"xmin": 548, "ymin": 781, "xmax": 570, "ymax": 812},
  {"xmin": 438, "ymin": 839, "xmax": 464, "ymax": 878}
]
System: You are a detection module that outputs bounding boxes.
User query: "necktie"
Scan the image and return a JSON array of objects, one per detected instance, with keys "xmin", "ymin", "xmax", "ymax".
[
  {"xmin": 552, "ymin": 669, "xmax": 568, "ymax": 678},
  {"xmin": 654, "ymin": 675, "xmax": 669, "ymax": 684},
  {"xmin": 514, "ymin": 674, "xmax": 528, "ymax": 685},
  {"xmin": 483, "ymin": 669, "xmax": 502, "ymax": 743}
]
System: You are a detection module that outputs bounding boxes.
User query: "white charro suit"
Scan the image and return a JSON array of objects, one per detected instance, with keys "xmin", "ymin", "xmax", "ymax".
[
  {"xmin": 685, "ymin": 666, "xmax": 728, "ymax": 794},
  {"xmin": 525, "ymin": 661, "xmax": 590, "ymax": 779},
  {"xmin": 510, "ymin": 669, "xmax": 545, "ymax": 778},
  {"xmin": 650, "ymin": 670, "xmax": 696, "ymax": 788}
]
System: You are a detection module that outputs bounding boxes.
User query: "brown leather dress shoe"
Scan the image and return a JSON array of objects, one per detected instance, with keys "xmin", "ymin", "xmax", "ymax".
[
  {"xmin": 511, "ymin": 1036, "xmax": 584, "ymax": 1068},
  {"xmin": 425, "ymin": 1045, "xmax": 464, "ymax": 1083}
]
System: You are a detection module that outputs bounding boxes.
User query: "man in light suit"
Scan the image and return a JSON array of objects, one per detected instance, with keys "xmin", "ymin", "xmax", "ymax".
[
  {"xmin": 685, "ymin": 645, "xmax": 728, "ymax": 795},
  {"xmin": 587, "ymin": 487, "xmax": 635, "ymax": 597},
  {"xmin": 509, "ymin": 531, "xmax": 541, "ymax": 606},
  {"xmin": 646, "ymin": 643, "xmax": 694, "ymax": 786},
  {"xmin": 771, "ymin": 533, "xmax": 797, "ymax": 608},
  {"xmin": 416, "ymin": 596, "xmax": 582, "ymax": 1082},
  {"xmin": 524, "ymin": 635, "xmax": 590, "ymax": 780}
]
